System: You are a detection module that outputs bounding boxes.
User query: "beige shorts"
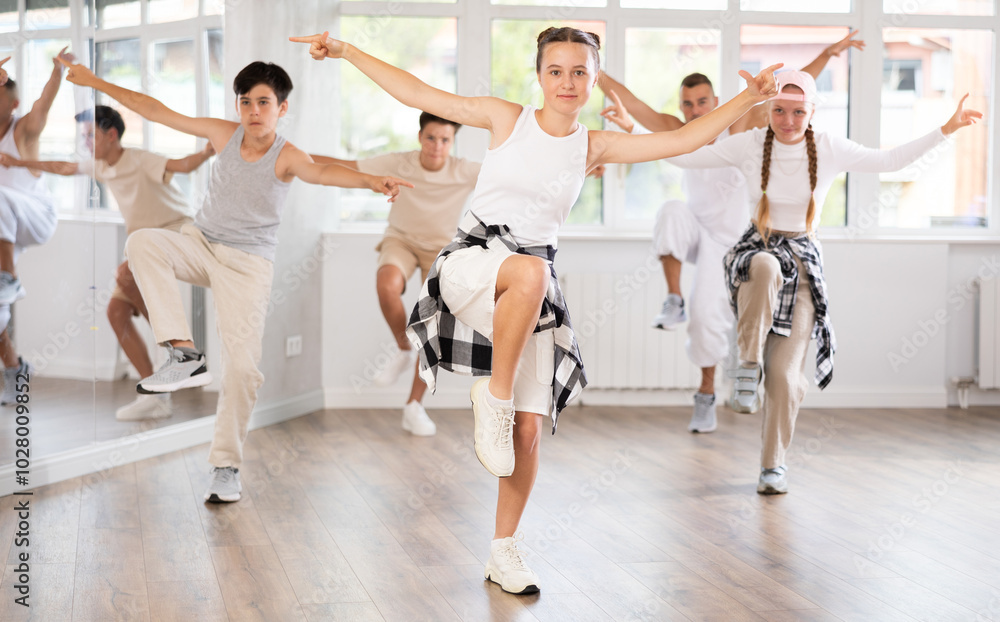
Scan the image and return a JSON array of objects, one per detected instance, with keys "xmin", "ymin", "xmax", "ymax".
[
  {"xmin": 376, "ymin": 236, "xmax": 440, "ymax": 290},
  {"xmin": 439, "ymin": 245, "xmax": 554, "ymax": 417}
]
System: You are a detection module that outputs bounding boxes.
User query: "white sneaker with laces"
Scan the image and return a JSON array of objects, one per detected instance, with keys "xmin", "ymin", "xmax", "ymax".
[
  {"xmin": 116, "ymin": 394, "xmax": 172, "ymax": 421},
  {"xmin": 0, "ymin": 271, "xmax": 26, "ymax": 306},
  {"xmin": 373, "ymin": 348, "xmax": 417, "ymax": 387},
  {"xmin": 138, "ymin": 345, "xmax": 212, "ymax": 394},
  {"xmin": 204, "ymin": 466, "xmax": 241, "ymax": 503},
  {"xmin": 401, "ymin": 401, "xmax": 436, "ymax": 436},
  {"xmin": 470, "ymin": 378, "xmax": 515, "ymax": 477},
  {"xmin": 651, "ymin": 293, "xmax": 687, "ymax": 330},
  {"xmin": 688, "ymin": 392, "xmax": 717, "ymax": 433},
  {"xmin": 485, "ymin": 534, "xmax": 540, "ymax": 594}
]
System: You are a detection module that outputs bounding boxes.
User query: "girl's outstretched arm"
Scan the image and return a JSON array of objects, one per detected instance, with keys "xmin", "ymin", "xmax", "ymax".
[
  {"xmin": 290, "ymin": 32, "xmax": 520, "ymax": 136},
  {"xmin": 588, "ymin": 63, "xmax": 782, "ymax": 168}
]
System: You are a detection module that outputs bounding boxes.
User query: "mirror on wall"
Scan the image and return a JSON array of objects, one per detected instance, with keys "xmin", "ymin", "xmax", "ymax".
[{"xmin": 0, "ymin": 0, "xmax": 225, "ymax": 472}]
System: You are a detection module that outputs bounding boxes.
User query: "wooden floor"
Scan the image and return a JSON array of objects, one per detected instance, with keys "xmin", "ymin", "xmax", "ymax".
[
  {"xmin": 0, "ymin": 378, "xmax": 218, "ymax": 463},
  {"xmin": 1, "ymin": 402, "xmax": 998, "ymax": 621}
]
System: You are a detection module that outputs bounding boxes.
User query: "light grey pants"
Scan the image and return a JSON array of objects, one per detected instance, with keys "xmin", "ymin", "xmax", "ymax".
[{"xmin": 736, "ymin": 251, "xmax": 816, "ymax": 470}]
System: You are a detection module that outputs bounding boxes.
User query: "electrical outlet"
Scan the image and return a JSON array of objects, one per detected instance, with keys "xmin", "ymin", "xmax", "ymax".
[{"xmin": 285, "ymin": 335, "xmax": 303, "ymax": 358}]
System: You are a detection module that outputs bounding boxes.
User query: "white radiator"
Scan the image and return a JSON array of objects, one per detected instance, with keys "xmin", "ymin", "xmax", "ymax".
[
  {"xmin": 979, "ymin": 277, "xmax": 999, "ymax": 389},
  {"xmin": 561, "ymin": 272, "xmax": 700, "ymax": 390}
]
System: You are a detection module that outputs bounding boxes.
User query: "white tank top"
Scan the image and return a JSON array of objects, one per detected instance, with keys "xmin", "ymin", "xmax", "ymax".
[
  {"xmin": 467, "ymin": 105, "xmax": 588, "ymax": 248},
  {"xmin": 0, "ymin": 116, "xmax": 47, "ymax": 196}
]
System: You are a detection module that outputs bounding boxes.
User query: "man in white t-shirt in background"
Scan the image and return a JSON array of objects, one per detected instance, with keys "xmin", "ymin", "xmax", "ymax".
[
  {"xmin": 1, "ymin": 105, "xmax": 214, "ymax": 420},
  {"xmin": 314, "ymin": 112, "xmax": 481, "ymax": 436}
]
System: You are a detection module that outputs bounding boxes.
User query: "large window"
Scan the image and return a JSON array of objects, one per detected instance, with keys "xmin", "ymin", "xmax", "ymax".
[{"xmin": 331, "ymin": 1, "xmax": 998, "ymax": 236}]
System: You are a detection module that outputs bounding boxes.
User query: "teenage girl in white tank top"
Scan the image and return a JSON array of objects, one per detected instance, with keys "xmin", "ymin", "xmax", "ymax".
[{"xmin": 292, "ymin": 26, "xmax": 782, "ymax": 594}]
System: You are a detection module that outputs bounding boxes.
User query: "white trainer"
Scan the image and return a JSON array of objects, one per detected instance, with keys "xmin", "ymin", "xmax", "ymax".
[
  {"xmin": 138, "ymin": 345, "xmax": 212, "ymax": 394},
  {"xmin": 470, "ymin": 378, "xmax": 515, "ymax": 477},
  {"xmin": 373, "ymin": 348, "xmax": 417, "ymax": 387},
  {"xmin": 115, "ymin": 394, "xmax": 172, "ymax": 421},
  {"xmin": 401, "ymin": 401, "xmax": 436, "ymax": 436},
  {"xmin": 204, "ymin": 466, "xmax": 241, "ymax": 503},
  {"xmin": 485, "ymin": 534, "xmax": 540, "ymax": 594}
]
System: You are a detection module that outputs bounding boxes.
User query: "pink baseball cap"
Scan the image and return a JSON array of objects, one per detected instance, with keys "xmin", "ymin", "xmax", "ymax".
[{"xmin": 772, "ymin": 70, "xmax": 817, "ymax": 104}]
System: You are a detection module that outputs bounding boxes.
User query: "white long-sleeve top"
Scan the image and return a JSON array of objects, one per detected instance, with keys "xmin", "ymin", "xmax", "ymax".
[{"xmin": 667, "ymin": 126, "xmax": 948, "ymax": 232}]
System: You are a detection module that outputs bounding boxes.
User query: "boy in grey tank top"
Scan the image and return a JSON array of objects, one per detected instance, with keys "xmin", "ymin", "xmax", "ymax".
[{"xmin": 60, "ymin": 58, "xmax": 413, "ymax": 503}]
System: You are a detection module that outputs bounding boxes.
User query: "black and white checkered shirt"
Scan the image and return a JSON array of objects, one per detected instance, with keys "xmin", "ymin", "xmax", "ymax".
[
  {"xmin": 405, "ymin": 214, "xmax": 587, "ymax": 432},
  {"xmin": 724, "ymin": 225, "xmax": 836, "ymax": 389}
]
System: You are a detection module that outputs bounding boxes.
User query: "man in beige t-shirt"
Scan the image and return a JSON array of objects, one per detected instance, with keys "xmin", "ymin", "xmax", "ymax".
[
  {"xmin": 1, "ymin": 105, "xmax": 213, "ymax": 421},
  {"xmin": 316, "ymin": 112, "xmax": 481, "ymax": 436}
]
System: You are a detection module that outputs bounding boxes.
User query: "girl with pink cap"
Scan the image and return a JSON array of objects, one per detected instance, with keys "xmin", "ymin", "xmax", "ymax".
[{"xmin": 667, "ymin": 70, "xmax": 981, "ymax": 494}]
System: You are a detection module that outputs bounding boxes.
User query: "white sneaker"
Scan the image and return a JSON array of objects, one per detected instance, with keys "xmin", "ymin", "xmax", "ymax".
[
  {"xmin": 401, "ymin": 401, "xmax": 436, "ymax": 436},
  {"xmin": 485, "ymin": 534, "xmax": 540, "ymax": 594},
  {"xmin": 115, "ymin": 394, "xmax": 172, "ymax": 421},
  {"xmin": 688, "ymin": 393, "xmax": 717, "ymax": 433},
  {"xmin": 204, "ymin": 466, "xmax": 241, "ymax": 503},
  {"xmin": 757, "ymin": 466, "xmax": 788, "ymax": 495},
  {"xmin": 0, "ymin": 271, "xmax": 26, "ymax": 306},
  {"xmin": 373, "ymin": 348, "xmax": 416, "ymax": 387},
  {"xmin": 652, "ymin": 293, "xmax": 687, "ymax": 330},
  {"xmin": 1, "ymin": 357, "xmax": 32, "ymax": 406},
  {"xmin": 729, "ymin": 363, "xmax": 762, "ymax": 414},
  {"xmin": 470, "ymin": 378, "xmax": 515, "ymax": 477},
  {"xmin": 138, "ymin": 345, "xmax": 212, "ymax": 394}
]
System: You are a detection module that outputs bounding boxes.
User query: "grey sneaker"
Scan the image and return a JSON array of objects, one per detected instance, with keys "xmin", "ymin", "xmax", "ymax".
[
  {"xmin": 688, "ymin": 392, "xmax": 717, "ymax": 433},
  {"xmin": 0, "ymin": 271, "xmax": 26, "ymax": 306},
  {"xmin": 1, "ymin": 357, "xmax": 32, "ymax": 406},
  {"xmin": 652, "ymin": 293, "xmax": 687, "ymax": 329},
  {"xmin": 729, "ymin": 364, "xmax": 762, "ymax": 414},
  {"xmin": 485, "ymin": 534, "xmax": 540, "ymax": 594},
  {"xmin": 204, "ymin": 466, "xmax": 241, "ymax": 503},
  {"xmin": 757, "ymin": 466, "xmax": 788, "ymax": 495},
  {"xmin": 138, "ymin": 345, "xmax": 212, "ymax": 394},
  {"xmin": 470, "ymin": 378, "xmax": 515, "ymax": 477}
]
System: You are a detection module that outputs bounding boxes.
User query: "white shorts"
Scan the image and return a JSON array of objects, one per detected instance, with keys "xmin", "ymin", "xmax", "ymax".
[{"xmin": 438, "ymin": 245, "xmax": 554, "ymax": 417}]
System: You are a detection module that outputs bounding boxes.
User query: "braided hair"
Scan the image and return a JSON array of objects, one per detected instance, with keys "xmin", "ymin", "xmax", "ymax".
[{"xmin": 755, "ymin": 123, "xmax": 818, "ymax": 243}]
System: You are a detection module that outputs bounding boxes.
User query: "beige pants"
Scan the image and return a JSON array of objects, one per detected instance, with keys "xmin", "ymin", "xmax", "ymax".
[
  {"xmin": 125, "ymin": 224, "xmax": 274, "ymax": 468},
  {"xmin": 736, "ymin": 252, "xmax": 815, "ymax": 470}
]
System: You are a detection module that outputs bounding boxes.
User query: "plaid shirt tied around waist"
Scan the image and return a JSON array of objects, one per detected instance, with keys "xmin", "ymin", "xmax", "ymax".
[
  {"xmin": 405, "ymin": 213, "xmax": 587, "ymax": 433},
  {"xmin": 724, "ymin": 225, "xmax": 837, "ymax": 390}
]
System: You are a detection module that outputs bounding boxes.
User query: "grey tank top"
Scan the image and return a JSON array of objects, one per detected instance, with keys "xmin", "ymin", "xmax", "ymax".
[{"xmin": 195, "ymin": 125, "xmax": 292, "ymax": 262}]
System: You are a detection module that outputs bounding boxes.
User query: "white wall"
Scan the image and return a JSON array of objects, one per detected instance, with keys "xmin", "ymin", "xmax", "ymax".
[{"xmin": 322, "ymin": 232, "xmax": 1000, "ymax": 409}]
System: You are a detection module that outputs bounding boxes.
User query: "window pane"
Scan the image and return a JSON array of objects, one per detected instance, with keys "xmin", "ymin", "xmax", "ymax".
[
  {"xmin": 741, "ymin": 25, "xmax": 853, "ymax": 227},
  {"xmin": 96, "ymin": 39, "xmax": 143, "ymax": 153},
  {"xmin": 623, "ymin": 28, "xmax": 720, "ymax": 222},
  {"xmin": 149, "ymin": 0, "xmax": 198, "ymax": 24},
  {"xmin": 492, "ymin": 19, "xmax": 605, "ymax": 226},
  {"xmin": 0, "ymin": 0, "xmax": 18, "ymax": 33},
  {"xmin": 884, "ymin": 0, "xmax": 994, "ymax": 16},
  {"xmin": 493, "ymin": 0, "xmax": 604, "ymax": 5},
  {"xmin": 741, "ymin": 0, "xmax": 851, "ymax": 11},
  {"xmin": 880, "ymin": 28, "xmax": 992, "ymax": 228},
  {"xmin": 205, "ymin": 0, "xmax": 224, "ymax": 15},
  {"xmin": 24, "ymin": 39, "xmax": 76, "ymax": 211},
  {"xmin": 97, "ymin": 0, "xmax": 139, "ymax": 29},
  {"xmin": 339, "ymin": 17, "xmax": 457, "ymax": 223},
  {"xmin": 623, "ymin": 0, "xmax": 725, "ymax": 8},
  {"xmin": 26, "ymin": 0, "xmax": 71, "ymax": 30},
  {"xmin": 207, "ymin": 29, "xmax": 224, "ymax": 119},
  {"xmin": 150, "ymin": 39, "xmax": 197, "ymax": 197}
]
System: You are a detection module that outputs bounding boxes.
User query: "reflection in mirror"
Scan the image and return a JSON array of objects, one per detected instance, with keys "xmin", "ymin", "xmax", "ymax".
[{"xmin": 0, "ymin": 1, "xmax": 224, "ymax": 470}]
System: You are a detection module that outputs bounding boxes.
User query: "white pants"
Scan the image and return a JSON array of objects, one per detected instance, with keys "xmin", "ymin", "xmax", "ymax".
[
  {"xmin": 438, "ymin": 244, "xmax": 554, "ymax": 417},
  {"xmin": 0, "ymin": 186, "xmax": 57, "ymax": 258},
  {"xmin": 653, "ymin": 200, "xmax": 734, "ymax": 369}
]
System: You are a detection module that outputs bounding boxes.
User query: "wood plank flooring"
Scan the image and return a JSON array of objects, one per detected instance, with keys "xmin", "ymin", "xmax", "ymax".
[{"xmin": 1, "ymin": 403, "xmax": 998, "ymax": 621}]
